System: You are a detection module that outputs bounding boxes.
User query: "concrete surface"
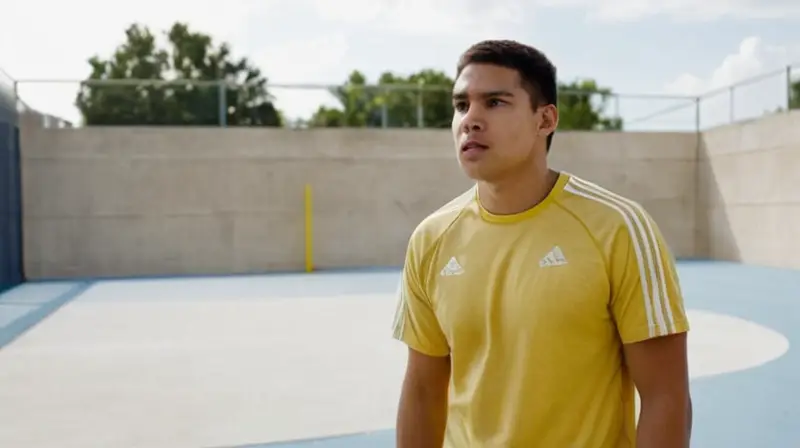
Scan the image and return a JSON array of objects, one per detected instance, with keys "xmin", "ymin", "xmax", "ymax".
[
  {"xmin": 16, "ymin": 108, "xmax": 800, "ymax": 279},
  {"xmin": 18, "ymin": 113, "xmax": 699, "ymax": 279},
  {"xmin": 698, "ymin": 111, "xmax": 800, "ymax": 269},
  {"xmin": 0, "ymin": 262, "xmax": 797, "ymax": 448}
]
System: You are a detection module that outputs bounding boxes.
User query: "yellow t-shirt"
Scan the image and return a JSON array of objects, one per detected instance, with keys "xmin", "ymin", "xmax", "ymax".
[{"xmin": 392, "ymin": 171, "xmax": 690, "ymax": 448}]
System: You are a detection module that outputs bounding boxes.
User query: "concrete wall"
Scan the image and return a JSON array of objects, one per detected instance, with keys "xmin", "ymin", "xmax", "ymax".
[
  {"xmin": 19, "ymin": 116, "xmax": 699, "ymax": 279},
  {"xmin": 698, "ymin": 110, "xmax": 800, "ymax": 270}
]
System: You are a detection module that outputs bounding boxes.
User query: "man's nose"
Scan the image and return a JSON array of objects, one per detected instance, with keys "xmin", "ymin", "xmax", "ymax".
[{"xmin": 461, "ymin": 108, "xmax": 485, "ymax": 133}]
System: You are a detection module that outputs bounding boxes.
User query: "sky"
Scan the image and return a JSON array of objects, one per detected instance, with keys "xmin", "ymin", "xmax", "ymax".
[{"xmin": 2, "ymin": 0, "xmax": 800, "ymax": 130}]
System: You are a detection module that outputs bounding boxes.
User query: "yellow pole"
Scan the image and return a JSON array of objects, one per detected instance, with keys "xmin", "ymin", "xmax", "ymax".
[{"xmin": 304, "ymin": 184, "xmax": 314, "ymax": 273}]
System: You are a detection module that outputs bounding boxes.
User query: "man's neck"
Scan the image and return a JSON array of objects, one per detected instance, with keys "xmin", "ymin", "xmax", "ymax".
[{"xmin": 477, "ymin": 165, "xmax": 559, "ymax": 216}]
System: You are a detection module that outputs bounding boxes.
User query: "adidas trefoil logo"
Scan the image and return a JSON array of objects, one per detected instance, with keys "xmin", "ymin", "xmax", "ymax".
[
  {"xmin": 440, "ymin": 257, "xmax": 464, "ymax": 276},
  {"xmin": 539, "ymin": 246, "xmax": 568, "ymax": 267}
]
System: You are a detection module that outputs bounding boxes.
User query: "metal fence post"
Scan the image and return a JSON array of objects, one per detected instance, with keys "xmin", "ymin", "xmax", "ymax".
[
  {"xmin": 416, "ymin": 80, "xmax": 424, "ymax": 128},
  {"xmin": 729, "ymin": 85, "xmax": 735, "ymax": 123},
  {"xmin": 217, "ymin": 80, "xmax": 227, "ymax": 127},
  {"xmin": 695, "ymin": 96, "xmax": 701, "ymax": 133},
  {"xmin": 787, "ymin": 65, "xmax": 793, "ymax": 111},
  {"xmin": 12, "ymin": 80, "xmax": 19, "ymax": 113},
  {"xmin": 381, "ymin": 86, "xmax": 388, "ymax": 128}
]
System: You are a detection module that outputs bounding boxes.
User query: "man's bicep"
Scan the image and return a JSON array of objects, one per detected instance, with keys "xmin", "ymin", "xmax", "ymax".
[
  {"xmin": 610, "ymin": 210, "xmax": 690, "ymax": 344},
  {"xmin": 405, "ymin": 346, "xmax": 451, "ymax": 383},
  {"xmin": 623, "ymin": 332, "xmax": 690, "ymax": 397},
  {"xmin": 392, "ymin": 244, "xmax": 449, "ymax": 357}
]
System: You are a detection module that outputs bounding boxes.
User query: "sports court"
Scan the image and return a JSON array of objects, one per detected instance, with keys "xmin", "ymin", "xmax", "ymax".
[{"xmin": 0, "ymin": 261, "xmax": 798, "ymax": 448}]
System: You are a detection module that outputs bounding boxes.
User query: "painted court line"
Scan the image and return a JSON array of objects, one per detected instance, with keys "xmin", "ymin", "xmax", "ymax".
[
  {"xmin": 0, "ymin": 281, "xmax": 93, "ymax": 350},
  {"xmin": 212, "ymin": 430, "xmax": 389, "ymax": 448}
]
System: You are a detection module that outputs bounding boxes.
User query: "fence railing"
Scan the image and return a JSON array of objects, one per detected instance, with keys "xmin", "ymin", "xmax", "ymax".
[{"xmin": 6, "ymin": 62, "xmax": 800, "ymax": 132}]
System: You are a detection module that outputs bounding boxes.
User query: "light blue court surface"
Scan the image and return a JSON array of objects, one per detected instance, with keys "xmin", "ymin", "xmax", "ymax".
[{"xmin": 0, "ymin": 261, "xmax": 798, "ymax": 448}]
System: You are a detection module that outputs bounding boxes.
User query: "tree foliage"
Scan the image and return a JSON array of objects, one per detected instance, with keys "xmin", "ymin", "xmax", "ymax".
[
  {"xmin": 76, "ymin": 22, "xmax": 624, "ymax": 131},
  {"xmin": 790, "ymin": 78, "xmax": 800, "ymax": 110},
  {"xmin": 75, "ymin": 23, "xmax": 282, "ymax": 126},
  {"xmin": 558, "ymin": 79, "xmax": 623, "ymax": 131},
  {"xmin": 308, "ymin": 71, "xmax": 623, "ymax": 130},
  {"xmin": 308, "ymin": 69, "xmax": 455, "ymax": 128}
]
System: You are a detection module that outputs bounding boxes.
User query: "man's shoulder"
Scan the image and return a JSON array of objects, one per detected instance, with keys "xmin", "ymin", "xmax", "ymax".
[
  {"xmin": 560, "ymin": 173, "xmax": 670, "ymax": 269},
  {"xmin": 407, "ymin": 185, "xmax": 477, "ymax": 256},
  {"xmin": 560, "ymin": 173, "xmax": 651, "ymax": 237}
]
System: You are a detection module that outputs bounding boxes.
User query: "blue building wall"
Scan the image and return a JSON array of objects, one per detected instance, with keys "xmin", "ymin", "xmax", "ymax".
[{"xmin": 0, "ymin": 81, "xmax": 23, "ymax": 293}]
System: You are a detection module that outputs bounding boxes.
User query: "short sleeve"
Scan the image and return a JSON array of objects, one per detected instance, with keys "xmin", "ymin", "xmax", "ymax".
[
  {"xmin": 610, "ymin": 208, "xmax": 690, "ymax": 344},
  {"xmin": 391, "ymin": 232, "xmax": 450, "ymax": 357}
]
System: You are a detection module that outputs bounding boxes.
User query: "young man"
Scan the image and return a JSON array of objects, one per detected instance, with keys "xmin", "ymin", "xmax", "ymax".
[{"xmin": 391, "ymin": 40, "xmax": 692, "ymax": 447}]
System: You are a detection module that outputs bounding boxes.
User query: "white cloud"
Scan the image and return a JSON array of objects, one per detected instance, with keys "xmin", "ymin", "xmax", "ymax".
[
  {"xmin": 536, "ymin": 0, "xmax": 800, "ymax": 21},
  {"xmin": 312, "ymin": 0, "xmax": 527, "ymax": 36},
  {"xmin": 664, "ymin": 37, "xmax": 800, "ymax": 129},
  {"xmin": 311, "ymin": 0, "xmax": 385, "ymax": 24},
  {"xmin": 2, "ymin": 0, "xmax": 261, "ymax": 80},
  {"xmin": 664, "ymin": 37, "xmax": 769, "ymax": 97}
]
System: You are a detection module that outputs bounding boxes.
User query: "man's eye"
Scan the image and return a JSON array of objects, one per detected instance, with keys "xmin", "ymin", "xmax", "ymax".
[{"xmin": 454, "ymin": 102, "xmax": 468, "ymax": 112}]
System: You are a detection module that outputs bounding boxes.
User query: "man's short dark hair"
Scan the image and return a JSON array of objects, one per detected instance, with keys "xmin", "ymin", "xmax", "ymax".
[{"xmin": 456, "ymin": 40, "xmax": 558, "ymax": 151}]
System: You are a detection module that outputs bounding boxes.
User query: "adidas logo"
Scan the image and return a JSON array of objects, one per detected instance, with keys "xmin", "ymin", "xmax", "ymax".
[
  {"xmin": 440, "ymin": 257, "xmax": 464, "ymax": 276},
  {"xmin": 539, "ymin": 246, "xmax": 568, "ymax": 267}
]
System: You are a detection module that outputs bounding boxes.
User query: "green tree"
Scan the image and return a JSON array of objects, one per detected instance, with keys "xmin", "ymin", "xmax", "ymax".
[
  {"xmin": 309, "ymin": 71, "xmax": 622, "ymax": 131},
  {"xmin": 75, "ymin": 23, "xmax": 282, "ymax": 126},
  {"xmin": 308, "ymin": 69, "xmax": 454, "ymax": 128},
  {"xmin": 790, "ymin": 78, "xmax": 800, "ymax": 110},
  {"xmin": 558, "ymin": 79, "xmax": 623, "ymax": 131},
  {"xmin": 308, "ymin": 71, "xmax": 379, "ymax": 128}
]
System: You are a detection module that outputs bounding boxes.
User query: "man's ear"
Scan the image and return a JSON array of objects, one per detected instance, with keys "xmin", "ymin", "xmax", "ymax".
[{"xmin": 538, "ymin": 104, "xmax": 558, "ymax": 138}]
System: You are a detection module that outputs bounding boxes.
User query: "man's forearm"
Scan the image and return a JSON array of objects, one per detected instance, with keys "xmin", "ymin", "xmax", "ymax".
[
  {"xmin": 396, "ymin": 383, "xmax": 448, "ymax": 448},
  {"xmin": 637, "ymin": 395, "xmax": 692, "ymax": 448}
]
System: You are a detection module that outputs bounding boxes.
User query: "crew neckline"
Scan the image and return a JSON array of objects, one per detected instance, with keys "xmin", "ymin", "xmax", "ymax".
[{"xmin": 476, "ymin": 171, "xmax": 570, "ymax": 224}]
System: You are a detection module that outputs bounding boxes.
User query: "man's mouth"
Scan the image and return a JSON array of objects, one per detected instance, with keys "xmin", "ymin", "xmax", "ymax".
[{"xmin": 461, "ymin": 140, "xmax": 489, "ymax": 152}]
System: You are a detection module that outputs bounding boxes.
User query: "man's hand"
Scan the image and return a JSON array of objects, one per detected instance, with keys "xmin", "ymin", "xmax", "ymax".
[
  {"xmin": 396, "ymin": 347, "xmax": 451, "ymax": 448},
  {"xmin": 624, "ymin": 332, "xmax": 692, "ymax": 448}
]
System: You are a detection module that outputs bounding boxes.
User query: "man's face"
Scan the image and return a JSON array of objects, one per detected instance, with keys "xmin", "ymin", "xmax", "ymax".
[{"xmin": 451, "ymin": 63, "xmax": 555, "ymax": 182}]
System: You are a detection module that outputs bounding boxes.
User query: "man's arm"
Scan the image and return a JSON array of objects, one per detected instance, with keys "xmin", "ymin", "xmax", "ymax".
[
  {"xmin": 392, "ymin": 229, "xmax": 451, "ymax": 448},
  {"xmin": 606, "ymin": 205, "xmax": 692, "ymax": 447},
  {"xmin": 396, "ymin": 348, "xmax": 450, "ymax": 448},
  {"xmin": 624, "ymin": 333, "xmax": 692, "ymax": 448}
]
